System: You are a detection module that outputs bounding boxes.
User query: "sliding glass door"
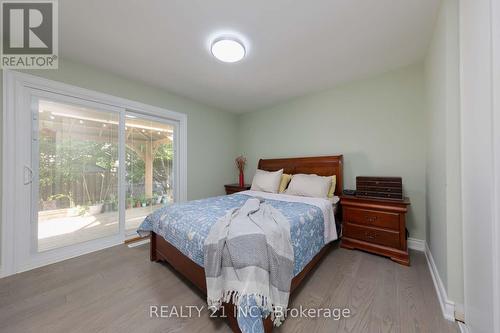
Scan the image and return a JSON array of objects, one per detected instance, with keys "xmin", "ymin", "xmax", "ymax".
[
  {"xmin": 1, "ymin": 71, "xmax": 186, "ymax": 276},
  {"xmin": 15, "ymin": 89, "xmax": 177, "ymax": 269}
]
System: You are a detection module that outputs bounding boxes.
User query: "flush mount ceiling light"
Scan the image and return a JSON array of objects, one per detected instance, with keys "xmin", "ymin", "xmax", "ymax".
[{"xmin": 211, "ymin": 37, "xmax": 246, "ymax": 63}]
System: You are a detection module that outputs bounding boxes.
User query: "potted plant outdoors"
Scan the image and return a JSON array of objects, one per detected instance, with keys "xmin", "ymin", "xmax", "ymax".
[
  {"xmin": 110, "ymin": 196, "xmax": 118, "ymax": 211},
  {"xmin": 140, "ymin": 195, "xmax": 148, "ymax": 207},
  {"xmin": 235, "ymin": 155, "xmax": 247, "ymax": 187},
  {"xmin": 103, "ymin": 200, "xmax": 113, "ymax": 212},
  {"xmin": 105, "ymin": 194, "xmax": 118, "ymax": 212},
  {"xmin": 163, "ymin": 195, "xmax": 169, "ymax": 204},
  {"xmin": 88, "ymin": 201, "xmax": 104, "ymax": 215},
  {"xmin": 126, "ymin": 197, "xmax": 134, "ymax": 209},
  {"xmin": 154, "ymin": 193, "xmax": 162, "ymax": 205}
]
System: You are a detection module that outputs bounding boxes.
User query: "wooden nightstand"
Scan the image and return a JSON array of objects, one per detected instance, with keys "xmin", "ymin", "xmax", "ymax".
[
  {"xmin": 224, "ymin": 184, "xmax": 251, "ymax": 195},
  {"xmin": 340, "ymin": 195, "xmax": 411, "ymax": 265}
]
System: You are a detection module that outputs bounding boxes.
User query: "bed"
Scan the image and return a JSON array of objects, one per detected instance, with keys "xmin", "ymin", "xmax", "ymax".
[{"xmin": 140, "ymin": 155, "xmax": 344, "ymax": 333}]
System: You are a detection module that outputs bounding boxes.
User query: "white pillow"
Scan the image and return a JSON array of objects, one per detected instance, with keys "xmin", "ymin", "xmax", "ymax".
[
  {"xmin": 251, "ymin": 169, "xmax": 283, "ymax": 193},
  {"xmin": 285, "ymin": 174, "xmax": 332, "ymax": 198}
]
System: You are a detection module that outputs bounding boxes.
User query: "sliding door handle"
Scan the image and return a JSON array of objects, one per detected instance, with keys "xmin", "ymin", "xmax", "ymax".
[{"xmin": 24, "ymin": 165, "xmax": 33, "ymax": 185}]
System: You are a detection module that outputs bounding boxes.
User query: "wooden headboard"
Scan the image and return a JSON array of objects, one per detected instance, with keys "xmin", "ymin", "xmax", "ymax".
[{"xmin": 257, "ymin": 155, "xmax": 344, "ymax": 196}]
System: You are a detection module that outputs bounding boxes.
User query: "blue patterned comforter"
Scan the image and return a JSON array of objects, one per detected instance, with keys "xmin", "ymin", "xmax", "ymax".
[
  {"xmin": 138, "ymin": 193, "xmax": 326, "ymax": 276},
  {"xmin": 138, "ymin": 192, "xmax": 331, "ymax": 333}
]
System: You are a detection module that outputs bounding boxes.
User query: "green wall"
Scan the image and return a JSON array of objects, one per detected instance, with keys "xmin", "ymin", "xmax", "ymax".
[
  {"xmin": 0, "ymin": 59, "xmax": 239, "ymax": 200},
  {"xmin": 237, "ymin": 64, "xmax": 427, "ymax": 240}
]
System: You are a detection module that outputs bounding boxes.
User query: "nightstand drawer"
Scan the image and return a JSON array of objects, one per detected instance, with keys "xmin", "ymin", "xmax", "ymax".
[
  {"xmin": 226, "ymin": 188, "xmax": 242, "ymax": 195},
  {"xmin": 344, "ymin": 223, "xmax": 400, "ymax": 248},
  {"xmin": 224, "ymin": 184, "xmax": 251, "ymax": 195},
  {"xmin": 344, "ymin": 207, "xmax": 400, "ymax": 230}
]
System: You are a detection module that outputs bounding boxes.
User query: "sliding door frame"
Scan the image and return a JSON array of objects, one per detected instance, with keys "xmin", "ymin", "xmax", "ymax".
[
  {"xmin": 1, "ymin": 70, "xmax": 187, "ymax": 277},
  {"xmin": 491, "ymin": 0, "xmax": 500, "ymax": 329}
]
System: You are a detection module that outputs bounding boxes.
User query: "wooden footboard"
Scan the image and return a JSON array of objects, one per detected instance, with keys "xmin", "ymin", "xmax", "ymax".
[{"xmin": 150, "ymin": 232, "xmax": 333, "ymax": 333}]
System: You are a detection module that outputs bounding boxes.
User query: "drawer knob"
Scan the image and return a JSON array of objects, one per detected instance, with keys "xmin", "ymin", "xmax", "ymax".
[{"xmin": 366, "ymin": 216, "xmax": 378, "ymax": 222}]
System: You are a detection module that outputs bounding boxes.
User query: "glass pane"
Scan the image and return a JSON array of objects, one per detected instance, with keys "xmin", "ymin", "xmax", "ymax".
[
  {"xmin": 37, "ymin": 99, "xmax": 120, "ymax": 251},
  {"xmin": 125, "ymin": 114, "xmax": 174, "ymax": 232}
]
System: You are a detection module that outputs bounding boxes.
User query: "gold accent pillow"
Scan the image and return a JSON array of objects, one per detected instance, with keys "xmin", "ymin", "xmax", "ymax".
[
  {"xmin": 328, "ymin": 175, "xmax": 337, "ymax": 198},
  {"xmin": 279, "ymin": 174, "xmax": 293, "ymax": 193}
]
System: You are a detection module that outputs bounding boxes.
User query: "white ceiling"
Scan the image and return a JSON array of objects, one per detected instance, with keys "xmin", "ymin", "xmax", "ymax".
[{"xmin": 60, "ymin": 0, "xmax": 440, "ymax": 113}]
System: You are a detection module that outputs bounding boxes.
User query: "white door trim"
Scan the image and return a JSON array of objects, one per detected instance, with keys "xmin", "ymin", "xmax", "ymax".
[
  {"xmin": 491, "ymin": 0, "xmax": 500, "ymax": 329},
  {"xmin": 460, "ymin": 0, "xmax": 499, "ymax": 331},
  {"xmin": 1, "ymin": 70, "xmax": 17, "ymax": 277},
  {"xmin": 1, "ymin": 69, "xmax": 187, "ymax": 277}
]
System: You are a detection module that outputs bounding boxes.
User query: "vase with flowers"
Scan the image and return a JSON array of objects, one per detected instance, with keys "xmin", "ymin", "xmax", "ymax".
[{"xmin": 235, "ymin": 155, "xmax": 247, "ymax": 187}]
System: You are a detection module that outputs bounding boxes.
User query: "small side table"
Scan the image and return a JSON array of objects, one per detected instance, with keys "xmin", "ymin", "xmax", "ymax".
[{"xmin": 224, "ymin": 184, "xmax": 251, "ymax": 195}]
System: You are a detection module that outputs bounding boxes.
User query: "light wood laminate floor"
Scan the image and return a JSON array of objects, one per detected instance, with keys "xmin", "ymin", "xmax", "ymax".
[{"xmin": 0, "ymin": 242, "xmax": 459, "ymax": 333}]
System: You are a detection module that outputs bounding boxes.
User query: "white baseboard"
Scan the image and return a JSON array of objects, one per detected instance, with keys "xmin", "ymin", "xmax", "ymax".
[
  {"xmin": 407, "ymin": 237, "xmax": 425, "ymax": 251},
  {"xmin": 424, "ymin": 243, "xmax": 456, "ymax": 321}
]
